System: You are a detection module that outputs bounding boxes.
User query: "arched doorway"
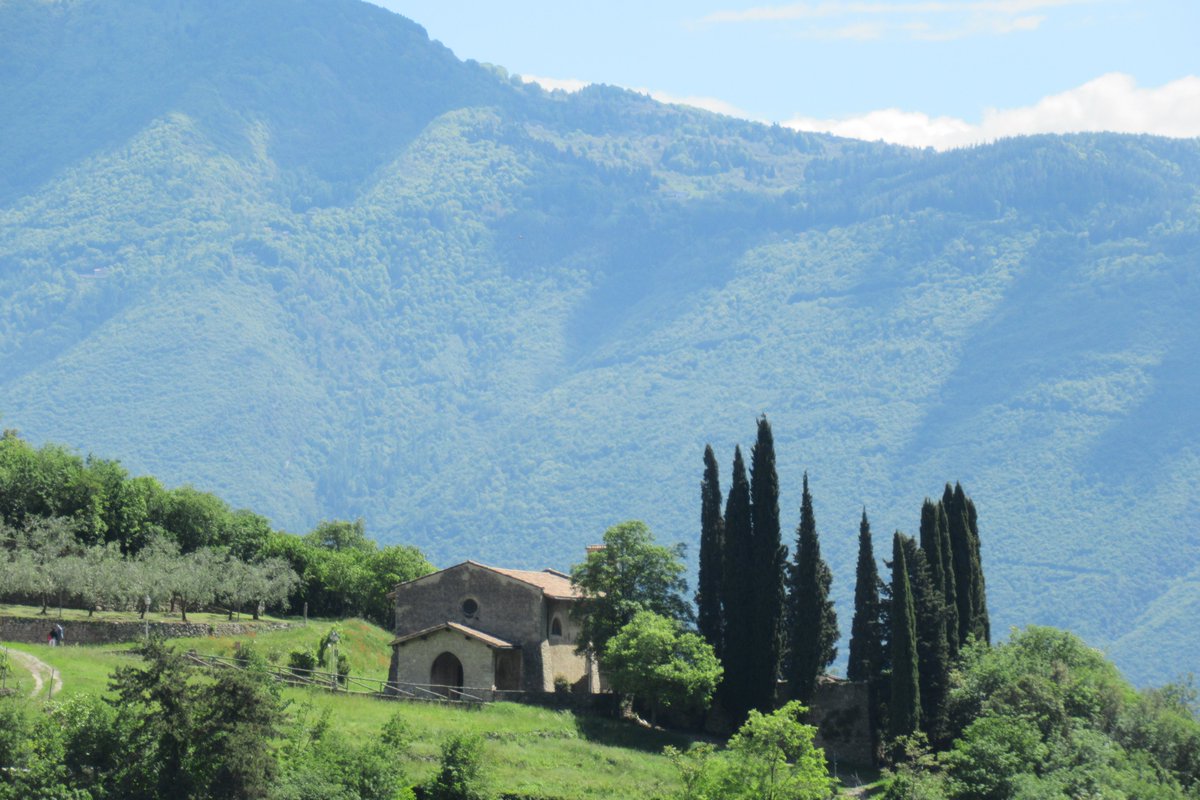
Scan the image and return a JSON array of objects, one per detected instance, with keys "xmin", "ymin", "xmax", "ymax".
[{"xmin": 430, "ymin": 652, "xmax": 464, "ymax": 697}]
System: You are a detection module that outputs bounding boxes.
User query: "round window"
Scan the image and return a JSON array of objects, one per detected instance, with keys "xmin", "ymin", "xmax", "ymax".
[{"xmin": 461, "ymin": 598, "xmax": 479, "ymax": 617}]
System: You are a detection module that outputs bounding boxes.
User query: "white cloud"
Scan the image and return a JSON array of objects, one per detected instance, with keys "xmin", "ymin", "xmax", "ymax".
[
  {"xmin": 703, "ymin": 0, "xmax": 1093, "ymax": 23},
  {"xmin": 518, "ymin": 74, "xmax": 589, "ymax": 94},
  {"xmin": 782, "ymin": 73, "xmax": 1200, "ymax": 150},
  {"xmin": 699, "ymin": 0, "xmax": 1095, "ymax": 41}
]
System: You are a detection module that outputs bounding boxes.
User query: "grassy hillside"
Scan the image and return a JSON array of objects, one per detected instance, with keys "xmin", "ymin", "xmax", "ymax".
[
  {"xmin": 0, "ymin": 0, "xmax": 1198, "ymax": 686},
  {"xmin": 2, "ymin": 622, "xmax": 690, "ymax": 799}
]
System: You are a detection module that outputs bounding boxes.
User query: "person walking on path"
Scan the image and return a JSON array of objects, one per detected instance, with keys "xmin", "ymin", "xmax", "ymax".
[{"xmin": 52, "ymin": 623, "xmax": 64, "ymax": 646}]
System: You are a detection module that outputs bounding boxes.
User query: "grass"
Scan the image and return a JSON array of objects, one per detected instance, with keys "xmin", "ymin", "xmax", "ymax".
[
  {"xmin": 184, "ymin": 617, "xmax": 395, "ymax": 681},
  {"xmin": 0, "ymin": 602, "xmax": 290, "ymax": 625},
  {"xmin": 834, "ymin": 765, "xmax": 886, "ymax": 798},
  {"xmin": 1, "ymin": 627, "xmax": 690, "ymax": 799},
  {"xmin": 286, "ymin": 690, "xmax": 686, "ymax": 798},
  {"xmin": 2, "ymin": 641, "xmax": 138, "ymax": 698}
]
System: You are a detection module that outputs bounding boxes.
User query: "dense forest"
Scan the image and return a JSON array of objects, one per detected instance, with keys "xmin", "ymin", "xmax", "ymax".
[{"xmin": 1, "ymin": 0, "xmax": 1198, "ymax": 687}]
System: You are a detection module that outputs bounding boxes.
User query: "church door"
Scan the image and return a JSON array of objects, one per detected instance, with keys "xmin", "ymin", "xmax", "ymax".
[{"xmin": 430, "ymin": 652, "xmax": 464, "ymax": 697}]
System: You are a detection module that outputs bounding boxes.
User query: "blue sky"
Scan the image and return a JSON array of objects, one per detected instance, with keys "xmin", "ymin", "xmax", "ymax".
[{"xmin": 371, "ymin": 0, "xmax": 1199, "ymax": 148}]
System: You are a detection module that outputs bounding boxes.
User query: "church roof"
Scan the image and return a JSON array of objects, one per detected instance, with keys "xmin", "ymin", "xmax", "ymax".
[
  {"xmin": 390, "ymin": 621, "xmax": 518, "ymax": 649},
  {"xmin": 387, "ymin": 560, "xmax": 582, "ymax": 600},
  {"xmin": 480, "ymin": 564, "xmax": 580, "ymax": 600}
]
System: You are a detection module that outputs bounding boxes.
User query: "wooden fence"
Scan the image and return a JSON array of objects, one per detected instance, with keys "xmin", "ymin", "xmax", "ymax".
[{"xmin": 182, "ymin": 651, "xmax": 493, "ymax": 704}]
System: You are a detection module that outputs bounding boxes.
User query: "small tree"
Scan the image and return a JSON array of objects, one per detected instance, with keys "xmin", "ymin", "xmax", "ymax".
[
  {"xmin": 216, "ymin": 556, "xmax": 256, "ymax": 619},
  {"xmin": 132, "ymin": 536, "xmax": 178, "ymax": 617},
  {"xmin": 719, "ymin": 701, "xmax": 835, "ymax": 800},
  {"xmin": 570, "ymin": 521, "xmax": 690, "ymax": 659},
  {"xmin": 667, "ymin": 701, "xmax": 834, "ymax": 800},
  {"xmin": 248, "ymin": 557, "xmax": 300, "ymax": 620},
  {"xmin": 168, "ymin": 548, "xmax": 222, "ymax": 621},
  {"xmin": 604, "ymin": 610, "xmax": 722, "ymax": 725},
  {"xmin": 76, "ymin": 543, "xmax": 126, "ymax": 616},
  {"xmin": 422, "ymin": 734, "xmax": 490, "ymax": 800}
]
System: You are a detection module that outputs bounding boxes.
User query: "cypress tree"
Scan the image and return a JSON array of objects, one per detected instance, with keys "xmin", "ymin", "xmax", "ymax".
[
  {"xmin": 943, "ymin": 483, "xmax": 976, "ymax": 647},
  {"xmin": 786, "ymin": 473, "xmax": 839, "ymax": 703},
  {"xmin": 900, "ymin": 536, "xmax": 949, "ymax": 743},
  {"xmin": 749, "ymin": 416, "xmax": 787, "ymax": 713},
  {"xmin": 965, "ymin": 494, "xmax": 991, "ymax": 644},
  {"xmin": 847, "ymin": 509, "xmax": 881, "ymax": 683},
  {"xmin": 720, "ymin": 446, "xmax": 754, "ymax": 722},
  {"xmin": 697, "ymin": 445, "xmax": 725, "ymax": 659},
  {"xmin": 889, "ymin": 532, "xmax": 921, "ymax": 739},
  {"xmin": 918, "ymin": 499, "xmax": 944, "ymax": 596},
  {"xmin": 847, "ymin": 509, "xmax": 884, "ymax": 753},
  {"xmin": 936, "ymin": 500, "xmax": 959, "ymax": 656}
]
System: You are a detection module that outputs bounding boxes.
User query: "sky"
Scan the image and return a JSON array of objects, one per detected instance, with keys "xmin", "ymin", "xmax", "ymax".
[{"xmin": 370, "ymin": 0, "xmax": 1199, "ymax": 150}]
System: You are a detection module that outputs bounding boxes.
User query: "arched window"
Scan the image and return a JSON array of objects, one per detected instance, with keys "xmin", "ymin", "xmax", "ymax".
[{"xmin": 550, "ymin": 616, "xmax": 563, "ymax": 638}]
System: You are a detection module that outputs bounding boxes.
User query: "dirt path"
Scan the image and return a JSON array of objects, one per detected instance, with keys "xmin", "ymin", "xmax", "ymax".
[{"xmin": 4, "ymin": 647, "xmax": 63, "ymax": 697}]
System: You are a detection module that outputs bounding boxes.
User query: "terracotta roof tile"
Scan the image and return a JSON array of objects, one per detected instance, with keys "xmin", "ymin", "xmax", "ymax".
[{"xmin": 484, "ymin": 565, "xmax": 581, "ymax": 599}]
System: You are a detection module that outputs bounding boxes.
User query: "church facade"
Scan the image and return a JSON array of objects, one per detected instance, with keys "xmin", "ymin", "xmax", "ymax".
[{"xmin": 386, "ymin": 560, "xmax": 599, "ymax": 694}]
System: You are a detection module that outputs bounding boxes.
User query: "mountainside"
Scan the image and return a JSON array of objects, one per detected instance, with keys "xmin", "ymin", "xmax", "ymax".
[{"xmin": 2, "ymin": 0, "xmax": 1198, "ymax": 685}]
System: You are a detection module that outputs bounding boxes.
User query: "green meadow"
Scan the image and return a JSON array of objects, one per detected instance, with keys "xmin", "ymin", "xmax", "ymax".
[{"xmin": 2, "ymin": 620, "xmax": 691, "ymax": 799}]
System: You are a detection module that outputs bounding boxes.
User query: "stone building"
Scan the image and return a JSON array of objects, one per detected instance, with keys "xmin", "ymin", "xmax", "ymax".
[{"xmin": 386, "ymin": 560, "xmax": 599, "ymax": 694}]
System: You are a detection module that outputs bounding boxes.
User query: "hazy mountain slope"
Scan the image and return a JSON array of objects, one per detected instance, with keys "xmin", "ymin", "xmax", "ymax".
[{"xmin": 1, "ymin": 0, "xmax": 1198, "ymax": 685}]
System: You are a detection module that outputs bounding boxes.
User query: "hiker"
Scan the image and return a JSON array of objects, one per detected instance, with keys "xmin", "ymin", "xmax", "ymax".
[
  {"xmin": 53, "ymin": 623, "xmax": 64, "ymax": 646},
  {"xmin": 47, "ymin": 629, "xmax": 55, "ymax": 647}
]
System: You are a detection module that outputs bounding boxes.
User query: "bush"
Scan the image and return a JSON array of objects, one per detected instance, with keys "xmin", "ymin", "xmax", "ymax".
[
  {"xmin": 288, "ymin": 648, "xmax": 318, "ymax": 675},
  {"xmin": 422, "ymin": 734, "xmax": 490, "ymax": 800}
]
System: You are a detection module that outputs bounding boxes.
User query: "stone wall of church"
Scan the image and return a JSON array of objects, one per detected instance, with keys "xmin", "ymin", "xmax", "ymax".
[
  {"xmin": 388, "ymin": 628, "xmax": 496, "ymax": 690},
  {"xmin": 392, "ymin": 564, "xmax": 546, "ymax": 691}
]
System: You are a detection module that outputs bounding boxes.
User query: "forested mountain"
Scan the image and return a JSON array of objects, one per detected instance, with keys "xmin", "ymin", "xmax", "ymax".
[{"xmin": 1, "ymin": 0, "xmax": 1197, "ymax": 686}]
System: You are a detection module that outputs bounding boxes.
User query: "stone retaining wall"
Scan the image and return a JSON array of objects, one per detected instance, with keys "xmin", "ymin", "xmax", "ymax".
[
  {"xmin": 809, "ymin": 677, "xmax": 874, "ymax": 766},
  {"xmin": 0, "ymin": 615, "xmax": 291, "ymax": 645}
]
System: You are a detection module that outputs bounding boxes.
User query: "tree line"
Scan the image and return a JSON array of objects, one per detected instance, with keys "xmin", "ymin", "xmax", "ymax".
[
  {"xmin": 695, "ymin": 417, "xmax": 991, "ymax": 744},
  {"xmin": 0, "ymin": 431, "xmax": 433, "ymax": 625},
  {"xmin": 849, "ymin": 484, "xmax": 992, "ymax": 751},
  {"xmin": 695, "ymin": 416, "xmax": 845, "ymax": 724}
]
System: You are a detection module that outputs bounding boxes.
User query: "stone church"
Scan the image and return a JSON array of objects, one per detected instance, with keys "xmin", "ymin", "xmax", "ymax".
[{"xmin": 386, "ymin": 560, "xmax": 600, "ymax": 694}]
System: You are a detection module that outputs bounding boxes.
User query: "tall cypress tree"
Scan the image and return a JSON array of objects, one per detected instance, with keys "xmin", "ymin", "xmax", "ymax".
[
  {"xmin": 889, "ymin": 532, "xmax": 921, "ymax": 739},
  {"xmin": 697, "ymin": 445, "xmax": 725, "ymax": 659},
  {"xmin": 749, "ymin": 416, "xmax": 787, "ymax": 713},
  {"xmin": 944, "ymin": 483, "xmax": 976, "ymax": 647},
  {"xmin": 935, "ymin": 500, "xmax": 959, "ymax": 656},
  {"xmin": 918, "ymin": 499, "xmax": 944, "ymax": 596},
  {"xmin": 720, "ymin": 446, "xmax": 754, "ymax": 722},
  {"xmin": 964, "ymin": 494, "xmax": 991, "ymax": 644},
  {"xmin": 900, "ymin": 536, "xmax": 949, "ymax": 744},
  {"xmin": 847, "ymin": 510, "xmax": 881, "ymax": 683},
  {"xmin": 786, "ymin": 472, "xmax": 839, "ymax": 703},
  {"xmin": 847, "ymin": 510, "xmax": 884, "ymax": 752}
]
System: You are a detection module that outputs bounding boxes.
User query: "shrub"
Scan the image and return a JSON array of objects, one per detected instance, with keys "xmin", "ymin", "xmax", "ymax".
[{"xmin": 422, "ymin": 734, "xmax": 491, "ymax": 800}]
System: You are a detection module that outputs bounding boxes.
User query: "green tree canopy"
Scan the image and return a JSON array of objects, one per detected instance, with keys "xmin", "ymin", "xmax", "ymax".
[
  {"xmin": 604, "ymin": 609, "xmax": 722, "ymax": 724},
  {"xmin": 570, "ymin": 520, "xmax": 690, "ymax": 659},
  {"xmin": 665, "ymin": 701, "xmax": 834, "ymax": 800}
]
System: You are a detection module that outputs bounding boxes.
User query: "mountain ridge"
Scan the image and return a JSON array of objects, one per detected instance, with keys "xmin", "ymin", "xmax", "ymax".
[{"xmin": 1, "ymin": 0, "xmax": 1198, "ymax": 685}]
